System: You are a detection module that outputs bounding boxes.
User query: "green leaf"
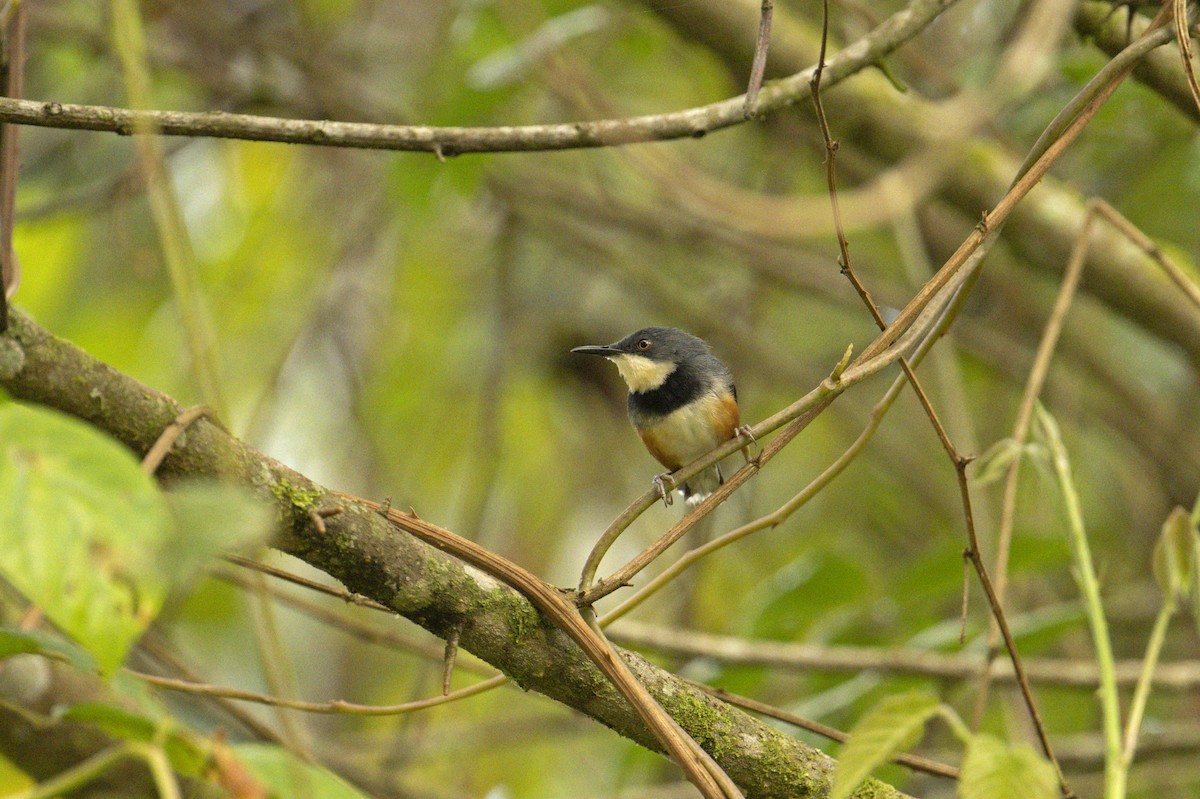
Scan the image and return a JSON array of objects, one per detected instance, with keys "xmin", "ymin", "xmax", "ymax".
[
  {"xmin": 958, "ymin": 733, "xmax": 1056, "ymax": 799},
  {"xmin": 1152, "ymin": 506, "xmax": 1198, "ymax": 601},
  {"xmin": 233, "ymin": 742, "xmax": 372, "ymax": 799},
  {"xmin": 162, "ymin": 480, "xmax": 275, "ymax": 584},
  {"xmin": 831, "ymin": 691, "xmax": 941, "ymax": 799},
  {"xmin": 0, "ymin": 627, "xmax": 98, "ymax": 672},
  {"xmin": 0, "ymin": 406, "xmax": 274, "ymax": 677},
  {"xmin": 971, "ymin": 438, "xmax": 1021, "ymax": 487},
  {"xmin": 0, "ymin": 404, "xmax": 172, "ymax": 675}
]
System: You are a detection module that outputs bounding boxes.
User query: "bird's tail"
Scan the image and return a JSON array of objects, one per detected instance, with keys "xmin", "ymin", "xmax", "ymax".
[{"xmin": 682, "ymin": 464, "xmax": 724, "ymax": 507}]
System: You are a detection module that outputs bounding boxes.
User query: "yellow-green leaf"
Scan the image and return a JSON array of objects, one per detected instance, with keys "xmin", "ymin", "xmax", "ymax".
[
  {"xmin": 959, "ymin": 733, "xmax": 1056, "ymax": 799},
  {"xmin": 0, "ymin": 404, "xmax": 171, "ymax": 675},
  {"xmin": 831, "ymin": 691, "xmax": 941, "ymax": 799},
  {"xmin": 1152, "ymin": 506, "xmax": 1198, "ymax": 601}
]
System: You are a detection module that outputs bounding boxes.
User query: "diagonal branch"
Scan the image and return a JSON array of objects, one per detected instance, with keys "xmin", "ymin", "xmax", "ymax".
[{"xmin": 0, "ymin": 307, "xmax": 910, "ymax": 799}]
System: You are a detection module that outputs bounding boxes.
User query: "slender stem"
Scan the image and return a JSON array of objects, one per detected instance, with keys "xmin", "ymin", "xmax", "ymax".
[
  {"xmin": 1041, "ymin": 408, "xmax": 1123, "ymax": 799},
  {"xmin": 812, "ymin": 0, "xmax": 1070, "ymax": 783},
  {"xmin": 8, "ymin": 745, "xmax": 131, "ymax": 799},
  {"xmin": 1092, "ymin": 200, "xmax": 1200, "ymax": 312},
  {"xmin": 109, "ymin": 0, "xmax": 227, "ymax": 417},
  {"xmin": 974, "ymin": 205, "xmax": 1094, "ymax": 724},
  {"xmin": 137, "ymin": 744, "xmax": 183, "ymax": 799},
  {"xmin": 0, "ymin": 1, "xmax": 24, "ymax": 332},
  {"xmin": 1172, "ymin": 0, "xmax": 1200, "ymax": 115},
  {"xmin": 0, "ymin": 0, "xmax": 963, "ymax": 155},
  {"xmin": 696, "ymin": 682, "xmax": 961, "ymax": 780},
  {"xmin": 135, "ymin": 670, "xmax": 509, "ymax": 715},
  {"xmin": 958, "ymin": 460, "xmax": 1070, "ymax": 793},
  {"xmin": 1121, "ymin": 597, "xmax": 1177, "ymax": 765},
  {"xmin": 744, "ymin": 0, "xmax": 774, "ymax": 117}
]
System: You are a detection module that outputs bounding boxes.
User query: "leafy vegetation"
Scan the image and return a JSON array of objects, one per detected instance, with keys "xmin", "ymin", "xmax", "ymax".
[{"xmin": 1, "ymin": 0, "xmax": 1200, "ymax": 797}]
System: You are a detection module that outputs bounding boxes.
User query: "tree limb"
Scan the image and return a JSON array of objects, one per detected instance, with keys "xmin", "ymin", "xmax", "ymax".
[
  {"xmin": 0, "ymin": 307, "xmax": 909, "ymax": 799},
  {"xmin": 0, "ymin": 0, "xmax": 957, "ymax": 156}
]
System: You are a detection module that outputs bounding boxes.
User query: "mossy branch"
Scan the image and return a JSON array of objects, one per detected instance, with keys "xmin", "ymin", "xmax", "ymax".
[{"xmin": 0, "ymin": 307, "xmax": 909, "ymax": 799}]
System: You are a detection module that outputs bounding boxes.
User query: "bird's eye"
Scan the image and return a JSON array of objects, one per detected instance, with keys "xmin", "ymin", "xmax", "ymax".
[{"xmin": 636, "ymin": 339, "xmax": 651, "ymax": 351}]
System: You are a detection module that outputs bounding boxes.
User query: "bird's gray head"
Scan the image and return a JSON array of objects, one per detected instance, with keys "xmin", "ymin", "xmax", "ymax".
[{"xmin": 571, "ymin": 326, "xmax": 713, "ymax": 393}]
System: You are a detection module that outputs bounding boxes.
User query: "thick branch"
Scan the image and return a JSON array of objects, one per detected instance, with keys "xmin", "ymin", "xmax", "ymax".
[{"xmin": 0, "ymin": 308, "xmax": 908, "ymax": 799}]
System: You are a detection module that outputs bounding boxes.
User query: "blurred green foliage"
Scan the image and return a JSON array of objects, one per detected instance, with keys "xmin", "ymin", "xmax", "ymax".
[{"xmin": 4, "ymin": 0, "xmax": 1200, "ymax": 797}]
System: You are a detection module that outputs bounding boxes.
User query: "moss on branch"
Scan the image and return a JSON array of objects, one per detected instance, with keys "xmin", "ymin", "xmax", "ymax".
[{"xmin": 0, "ymin": 308, "xmax": 910, "ymax": 799}]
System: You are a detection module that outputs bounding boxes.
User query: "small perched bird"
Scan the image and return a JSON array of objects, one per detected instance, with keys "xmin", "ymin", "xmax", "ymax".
[{"xmin": 572, "ymin": 326, "xmax": 745, "ymax": 506}]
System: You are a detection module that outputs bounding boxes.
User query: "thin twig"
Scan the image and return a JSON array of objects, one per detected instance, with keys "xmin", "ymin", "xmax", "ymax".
[
  {"xmin": 609, "ymin": 619, "xmax": 1200, "ymax": 689},
  {"xmin": 347, "ymin": 498, "xmax": 742, "ymax": 799},
  {"xmin": 811, "ymin": 0, "xmax": 871, "ymax": 321},
  {"xmin": 811, "ymin": 0, "xmax": 1071, "ymax": 786},
  {"xmin": 1172, "ymin": 0, "xmax": 1200, "ymax": 113},
  {"xmin": 972, "ymin": 204, "xmax": 1093, "ymax": 725},
  {"xmin": 1121, "ymin": 596, "xmax": 1177, "ymax": 764},
  {"xmin": 141, "ymin": 405, "xmax": 213, "ymax": 474},
  {"xmin": 133, "ymin": 669, "xmax": 508, "ymax": 715},
  {"xmin": 213, "ymin": 568, "xmax": 495, "ymax": 675},
  {"xmin": 0, "ymin": 0, "xmax": 959, "ymax": 156},
  {"xmin": 139, "ymin": 633, "xmax": 286, "ymax": 745},
  {"xmin": 1092, "ymin": 200, "xmax": 1200, "ymax": 311},
  {"xmin": 0, "ymin": 1, "xmax": 23, "ymax": 330},
  {"xmin": 223, "ymin": 554, "xmax": 394, "ymax": 612},
  {"xmin": 958, "ymin": 456, "xmax": 1072, "ymax": 795},
  {"xmin": 744, "ymin": 0, "xmax": 774, "ymax": 117},
  {"xmin": 442, "ymin": 628, "xmax": 461, "ymax": 697},
  {"xmin": 694, "ymin": 682, "xmax": 961, "ymax": 780}
]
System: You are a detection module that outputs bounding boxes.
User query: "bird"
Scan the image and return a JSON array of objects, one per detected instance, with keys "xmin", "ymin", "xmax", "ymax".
[{"xmin": 571, "ymin": 326, "xmax": 747, "ymax": 507}]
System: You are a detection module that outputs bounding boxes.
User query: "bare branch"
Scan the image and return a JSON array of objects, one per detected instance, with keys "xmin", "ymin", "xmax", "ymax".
[
  {"xmin": 0, "ymin": 0, "xmax": 957, "ymax": 155},
  {"xmin": 611, "ymin": 621, "xmax": 1200, "ymax": 690}
]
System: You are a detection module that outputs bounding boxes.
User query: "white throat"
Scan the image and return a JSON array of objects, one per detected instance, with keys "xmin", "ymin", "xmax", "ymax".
[{"xmin": 610, "ymin": 354, "xmax": 676, "ymax": 393}]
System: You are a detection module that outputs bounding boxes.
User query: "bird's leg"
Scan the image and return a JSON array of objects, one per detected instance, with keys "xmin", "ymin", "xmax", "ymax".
[
  {"xmin": 735, "ymin": 425, "xmax": 759, "ymax": 463},
  {"xmin": 653, "ymin": 473, "xmax": 676, "ymax": 507}
]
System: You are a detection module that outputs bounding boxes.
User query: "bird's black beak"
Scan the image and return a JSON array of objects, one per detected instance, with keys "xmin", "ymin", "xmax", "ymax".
[{"xmin": 570, "ymin": 344, "xmax": 618, "ymax": 358}]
